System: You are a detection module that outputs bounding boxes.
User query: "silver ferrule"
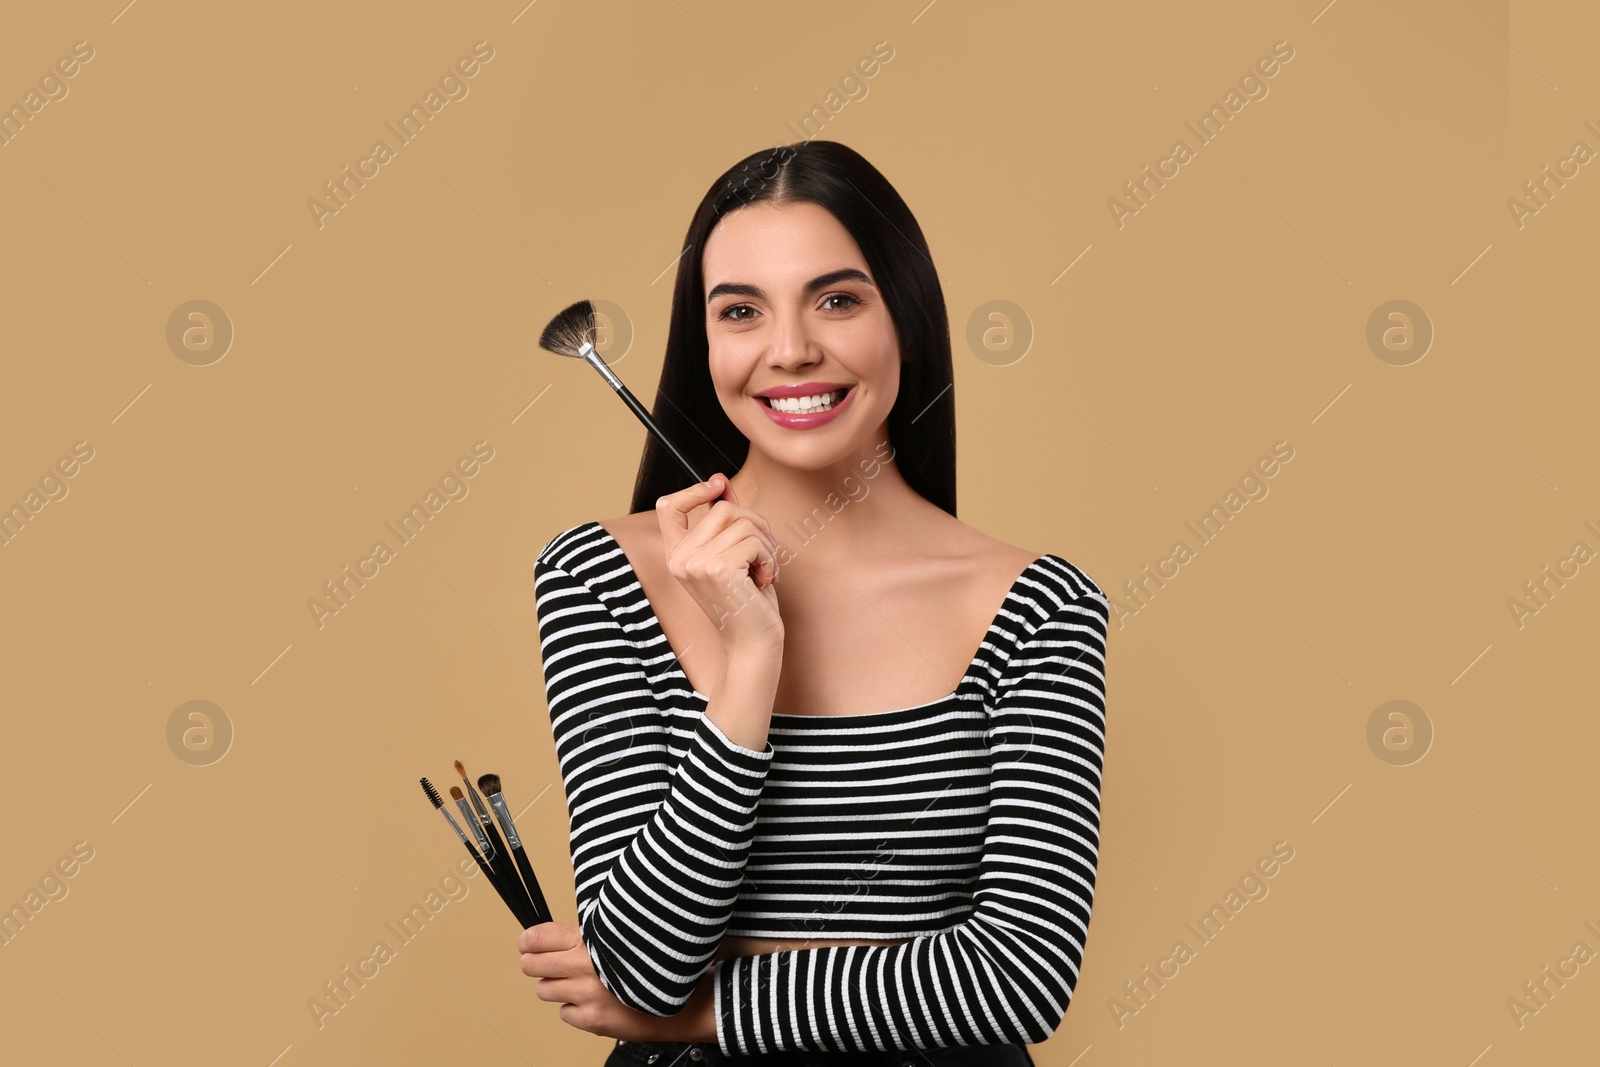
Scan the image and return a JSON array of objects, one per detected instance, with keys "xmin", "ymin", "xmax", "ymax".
[
  {"xmin": 487, "ymin": 791, "xmax": 522, "ymax": 850},
  {"xmin": 580, "ymin": 342, "xmax": 624, "ymax": 391},
  {"xmin": 439, "ymin": 806, "xmax": 472, "ymax": 846},
  {"xmin": 464, "ymin": 780, "xmax": 493, "ymax": 824},
  {"xmin": 455, "ymin": 796, "xmax": 494, "ymax": 858}
]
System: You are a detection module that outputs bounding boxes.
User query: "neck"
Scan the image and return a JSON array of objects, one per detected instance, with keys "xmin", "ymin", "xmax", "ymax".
[{"xmin": 728, "ymin": 427, "xmax": 933, "ymax": 569}]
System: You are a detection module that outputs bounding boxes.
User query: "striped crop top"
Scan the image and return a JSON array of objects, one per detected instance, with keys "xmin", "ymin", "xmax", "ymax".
[{"xmin": 533, "ymin": 520, "xmax": 1110, "ymax": 1056}]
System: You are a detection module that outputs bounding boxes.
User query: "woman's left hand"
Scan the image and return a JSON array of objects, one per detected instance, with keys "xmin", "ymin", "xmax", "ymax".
[{"xmin": 519, "ymin": 922, "xmax": 713, "ymax": 1042}]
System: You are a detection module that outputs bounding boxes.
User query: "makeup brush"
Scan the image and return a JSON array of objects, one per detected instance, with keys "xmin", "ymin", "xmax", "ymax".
[
  {"xmin": 421, "ymin": 778, "xmax": 525, "ymax": 927},
  {"xmin": 478, "ymin": 773, "xmax": 552, "ymax": 926},
  {"xmin": 456, "ymin": 759, "xmax": 539, "ymax": 927},
  {"xmin": 538, "ymin": 299, "xmax": 705, "ymax": 484},
  {"xmin": 449, "ymin": 785, "xmax": 495, "ymax": 863}
]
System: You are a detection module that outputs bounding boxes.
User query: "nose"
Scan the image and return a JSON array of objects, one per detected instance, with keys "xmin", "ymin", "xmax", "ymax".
[{"xmin": 767, "ymin": 307, "xmax": 822, "ymax": 373}]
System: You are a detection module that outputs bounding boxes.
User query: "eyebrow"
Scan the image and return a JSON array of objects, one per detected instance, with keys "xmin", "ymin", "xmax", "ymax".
[{"xmin": 706, "ymin": 267, "xmax": 875, "ymax": 305}]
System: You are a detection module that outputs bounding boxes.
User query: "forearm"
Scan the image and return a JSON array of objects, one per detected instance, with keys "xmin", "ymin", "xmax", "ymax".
[
  {"xmin": 686, "ymin": 969, "xmax": 717, "ymax": 1043},
  {"xmin": 577, "ymin": 714, "xmax": 775, "ymax": 1013},
  {"xmin": 711, "ymin": 928, "xmax": 1084, "ymax": 1054},
  {"xmin": 701, "ymin": 642, "xmax": 783, "ymax": 752},
  {"xmin": 572, "ymin": 648, "xmax": 781, "ymax": 1013},
  {"xmin": 618, "ymin": 648, "xmax": 777, "ymax": 1027}
]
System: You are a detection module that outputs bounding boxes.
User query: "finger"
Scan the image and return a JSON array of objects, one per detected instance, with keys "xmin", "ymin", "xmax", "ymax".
[
  {"xmin": 517, "ymin": 922, "xmax": 548, "ymax": 953},
  {"xmin": 667, "ymin": 496, "xmax": 743, "ymax": 573},
  {"xmin": 533, "ymin": 975, "xmax": 578, "ymax": 1003},
  {"xmin": 655, "ymin": 474, "xmax": 728, "ymax": 561},
  {"xmin": 697, "ymin": 499, "xmax": 780, "ymax": 567},
  {"xmin": 547, "ymin": 921, "xmax": 581, "ymax": 948},
  {"xmin": 521, "ymin": 943, "xmax": 585, "ymax": 977},
  {"xmin": 747, "ymin": 514, "xmax": 781, "ymax": 576},
  {"xmin": 704, "ymin": 524, "xmax": 777, "ymax": 591},
  {"xmin": 543, "ymin": 944, "xmax": 595, "ymax": 979},
  {"xmin": 724, "ymin": 511, "xmax": 780, "ymax": 584},
  {"xmin": 738, "ymin": 513, "xmax": 781, "ymax": 576},
  {"xmin": 518, "ymin": 921, "xmax": 580, "ymax": 956}
]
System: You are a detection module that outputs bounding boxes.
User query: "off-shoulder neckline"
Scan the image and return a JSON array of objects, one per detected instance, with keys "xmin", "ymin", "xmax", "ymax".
[{"xmin": 581, "ymin": 521, "xmax": 1055, "ymax": 722}]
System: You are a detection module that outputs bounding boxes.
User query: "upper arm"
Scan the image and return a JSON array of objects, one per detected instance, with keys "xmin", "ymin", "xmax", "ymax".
[{"xmin": 534, "ymin": 555, "xmax": 672, "ymax": 912}]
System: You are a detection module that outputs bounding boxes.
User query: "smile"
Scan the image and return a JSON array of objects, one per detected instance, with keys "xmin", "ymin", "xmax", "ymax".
[{"xmin": 755, "ymin": 385, "xmax": 857, "ymax": 428}]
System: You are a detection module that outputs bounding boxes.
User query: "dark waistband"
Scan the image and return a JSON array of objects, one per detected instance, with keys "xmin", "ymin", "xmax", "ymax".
[{"xmin": 606, "ymin": 1038, "xmax": 1035, "ymax": 1066}]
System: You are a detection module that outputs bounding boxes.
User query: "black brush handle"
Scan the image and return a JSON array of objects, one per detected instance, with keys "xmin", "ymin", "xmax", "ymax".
[
  {"xmin": 479, "ymin": 812, "xmax": 539, "ymax": 928},
  {"xmin": 582, "ymin": 344, "xmax": 706, "ymax": 485},
  {"xmin": 508, "ymin": 840, "xmax": 551, "ymax": 926},
  {"xmin": 615, "ymin": 383, "xmax": 705, "ymax": 484},
  {"xmin": 462, "ymin": 840, "xmax": 527, "ymax": 927}
]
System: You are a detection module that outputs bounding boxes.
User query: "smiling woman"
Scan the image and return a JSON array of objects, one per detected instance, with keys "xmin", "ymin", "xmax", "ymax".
[
  {"xmin": 530, "ymin": 141, "xmax": 1107, "ymax": 1066},
  {"xmin": 632, "ymin": 142, "xmax": 956, "ymax": 520}
]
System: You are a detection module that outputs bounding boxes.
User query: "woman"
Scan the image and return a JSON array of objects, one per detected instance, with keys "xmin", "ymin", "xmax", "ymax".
[{"xmin": 524, "ymin": 141, "xmax": 1110, "ymax": 1065}]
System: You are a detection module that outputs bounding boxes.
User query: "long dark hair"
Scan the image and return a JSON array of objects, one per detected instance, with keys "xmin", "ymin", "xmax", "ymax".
[{"xmin": 626, "ymin": 140, "xmax": 957, "ymax": 517}]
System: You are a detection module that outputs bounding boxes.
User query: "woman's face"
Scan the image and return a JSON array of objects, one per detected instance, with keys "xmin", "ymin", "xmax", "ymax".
[{"xmin": 702, "ymin": 200, "xmax": 900, "ymax": 469}]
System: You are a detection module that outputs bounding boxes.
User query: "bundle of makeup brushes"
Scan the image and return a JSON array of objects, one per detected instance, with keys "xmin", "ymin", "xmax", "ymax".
[{"xmin": 419, "ymin": 760, "xmax": 551, "ymax": 929}]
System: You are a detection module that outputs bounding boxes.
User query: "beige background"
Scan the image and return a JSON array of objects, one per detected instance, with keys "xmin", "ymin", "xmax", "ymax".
[{"xmin": 0, "ymin": 1, "xmax": 1591, "ymax": 1064}]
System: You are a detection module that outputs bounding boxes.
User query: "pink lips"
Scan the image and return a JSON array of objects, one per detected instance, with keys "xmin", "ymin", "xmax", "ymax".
[{"xmin": 756, "ymin": 385, "xmax": 856, "ymax": 429}]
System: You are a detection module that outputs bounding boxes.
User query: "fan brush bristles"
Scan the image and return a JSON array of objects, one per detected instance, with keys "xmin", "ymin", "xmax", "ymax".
[
  {"xmin": 538, "ymin": 300, "xmax": 598, "ymax": 359},
  {"xmin": 534, "ymin": 296, "xmax": 707, "ymax": 485},
  {"xmin": 420, "ymin": 777, "xmax": 445, "ymax": 808}
]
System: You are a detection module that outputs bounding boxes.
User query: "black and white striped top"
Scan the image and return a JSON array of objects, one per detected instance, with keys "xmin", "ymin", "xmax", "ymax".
[{"xmin": 533, "ymin": 520, "xmax": 1109, "ymax": 1056}]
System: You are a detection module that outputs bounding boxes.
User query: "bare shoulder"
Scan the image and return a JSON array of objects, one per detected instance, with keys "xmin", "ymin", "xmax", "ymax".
[
  {"xmin": 595, "ymin": 510, "xmax": 664, "ymax": 566},
  {"xmin": 950, "ymin": 519, "xmax": 1108, "ymax": 603},
  {"xmin": 929, "ymin": 514, "xmax": 1042, "ymax": 581}
]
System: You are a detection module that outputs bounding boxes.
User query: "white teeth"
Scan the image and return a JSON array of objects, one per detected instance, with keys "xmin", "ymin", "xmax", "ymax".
[{"xmin": 768, "ymin": 389, "xmax": 846, "ymax": 413}]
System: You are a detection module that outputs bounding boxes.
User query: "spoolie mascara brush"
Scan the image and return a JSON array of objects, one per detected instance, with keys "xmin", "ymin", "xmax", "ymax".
[
  {"xmin": 420, "ymin": 778, "xmax": 525, "ymax": 927},
  {"xmin": 478, "ymin": 773, "xmax": 551, "ymax": 926},
  {"xmin": 538, "ymin": 299, "xmax": 705, "ymax": 484},
  {"xmin": 456, "ymin": 759, "xmax": 538, "ymax": 928}
]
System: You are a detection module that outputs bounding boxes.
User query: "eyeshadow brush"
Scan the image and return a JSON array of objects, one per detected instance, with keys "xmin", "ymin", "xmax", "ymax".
[
  {"xmin": 456, "ymin": 759, "xmax": 539, "ymax": 928},
  {"xmin": 478, "ymin": 772, "xmax": 552, "ymax": 926}
]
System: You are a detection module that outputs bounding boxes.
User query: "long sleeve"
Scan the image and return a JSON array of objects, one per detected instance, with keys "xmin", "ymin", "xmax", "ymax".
[
  {"xmin": 533, "ymin": 552, "xmax": 775, "ymax": 1016},
  {"xmin": 711, "ymin": 580, "xmax": 1110, "ymax": 1054}
]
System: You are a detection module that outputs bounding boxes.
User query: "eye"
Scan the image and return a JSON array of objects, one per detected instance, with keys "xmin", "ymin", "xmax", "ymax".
[{"xmin": 715, "ymin": 293, "xmax": 860, "ymax": 322}]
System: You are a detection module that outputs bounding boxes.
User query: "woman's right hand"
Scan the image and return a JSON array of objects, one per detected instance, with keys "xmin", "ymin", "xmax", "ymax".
[{"xmin": 656, "ymin": 473, "xmax": 784, "ymax": 654}]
